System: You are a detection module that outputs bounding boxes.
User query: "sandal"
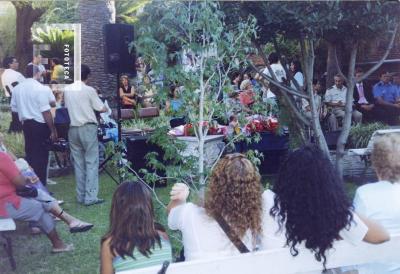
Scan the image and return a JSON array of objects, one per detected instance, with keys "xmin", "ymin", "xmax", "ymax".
[
  {"xmin": 69, "ymin": 221, "xmax": 94, "ymax": 233},
  {"xmin": 52, "ymin": 243, "xmax": 74, "ymax": 253}
]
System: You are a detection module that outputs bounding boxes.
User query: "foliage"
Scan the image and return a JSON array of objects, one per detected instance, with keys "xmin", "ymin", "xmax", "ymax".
[
  {"xmin": 0, "ymin": 2, "xmax": 16, "ymax": 61},
  {"xmin": 32, "ymin": 26, "xmax": 74, "ymax": 58},
  {"xmin": 0, "ymin": 111, "xmax": 25, "ymax": 158},
  {"xmin": 349, "ymin": 122, "xmax": 388, "ymax": 149},
  {"xmin": 116, "ymin": 0, "xmax": 150, "ymax": 25},
  {"xmin": 134, "ymin": 0, "xmax": 262, "ymax": 188},
  {"xmin": 38, "ymin": 0, "xmax": 78, "ymax": 24}
]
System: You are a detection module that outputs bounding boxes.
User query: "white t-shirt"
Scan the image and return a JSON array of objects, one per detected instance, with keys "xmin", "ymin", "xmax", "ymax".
[
  {"xmin": 354, "ymin": 181, "xmax": 400, "ymax": 274},
  {"xmin": 169, "ymin": 190, "xmax": 368, "ymax": 263},
  {"xmin": 64, "ymin": 81, "xmax": 105, "ymax": 127},
  {"xmin": 10, "ymin": 78, "xmax": 54, "ymax": 123},
  {"xmin": 168, "ymin": 203, "xmax": 255, "ymax": 261},
  {"xmin": 261, "ymin": 190, "xmax": 368, "ymax": 250},
  {"xmin": 291, "ymin": 71, "xmax": 304, "ymax": 90},
  {"xmin": 262, "ymin": 63, "xmax": 287, "ymax": 83},
  {"xmin": 1, "ymin": 68, "xmax": 25, "ymax": 97}
]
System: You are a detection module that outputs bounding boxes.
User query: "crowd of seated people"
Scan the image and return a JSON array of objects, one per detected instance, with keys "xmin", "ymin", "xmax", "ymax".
[
  {"xmin": 303, "ymin": 69, "xmax": 400, "ymax": 130},
  {"xmin": 98, "ymin": 132, "xmax": 400, "ymax": 273}
]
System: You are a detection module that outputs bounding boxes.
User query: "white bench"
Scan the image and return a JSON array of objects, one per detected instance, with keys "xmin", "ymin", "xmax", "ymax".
[
  {"xmin": 0, "ymin": 218, "xmax": 17, "ymax": 270},
  {"xmin": 119, "ymin": 234, "xmax": 400, "ymax": 274},
  {"xmin": 348, "ymin": 128, "xmax": 400, "ymax": 166}
]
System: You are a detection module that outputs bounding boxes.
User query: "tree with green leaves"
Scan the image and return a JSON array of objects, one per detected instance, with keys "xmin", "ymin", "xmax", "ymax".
[
  {"xmin": 133, "ymin": 0, "xmax": 262, "ymax": 192},
  {"xmin": 11, "ymin": 0, "xmax": 50, "ymax": 70},
  {"xmin": 223, "ymin": 0, "xmax": 400, "ymax": 177}
]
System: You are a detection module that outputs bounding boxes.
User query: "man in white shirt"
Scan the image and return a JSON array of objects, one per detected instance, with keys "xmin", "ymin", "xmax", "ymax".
[
  {"xmin": 11, "ymin": 64, "xmax": 57, "ymax": 186},
  {"xmin": 28, "ymin": 54, "xmax": 47, "ymax": 83},
  {"xmin": 1, "ymin": 56, "xmax": 25, "ymax": 132},
  {"xmin": 64, "ymin": 64, "xmax": 107, "ymax": 206},
  {"xmin": 324, "ymin": 74, "xmax": 362, "ymax": 131}
]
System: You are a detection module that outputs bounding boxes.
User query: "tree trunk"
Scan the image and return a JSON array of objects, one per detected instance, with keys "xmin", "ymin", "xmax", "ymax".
[
  {"xmin": 13, "ymin": 3, "xmax": 46, "ymax": 72},
  {"xmin": 326, "ymin": 42, "xmax": 338, "ymax": 89},
  {"xmin": 78, "ymin": 0, "xmax": 116, "ymax": 100},
  {"xmin": 301, "ymin": 39, "xmax": 329, "ymax": 155},
  {"xmin": 335, "ymin": 44, "xmax": 358, "ymax": 179}
]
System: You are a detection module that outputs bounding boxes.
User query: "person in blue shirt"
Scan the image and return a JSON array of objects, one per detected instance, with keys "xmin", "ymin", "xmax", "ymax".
[{"xmin": 372, "ymin": 71, "xmax": 400, "ymax": 125}]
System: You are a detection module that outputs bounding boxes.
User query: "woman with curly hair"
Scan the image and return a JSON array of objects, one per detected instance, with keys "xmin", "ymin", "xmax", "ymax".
[
  {"xmin": 167, "ymin": 153, "xmax": 263, "ymax": 261},
  {"xmin": 101, "ymin": 182, "xmax": 172, "ymax": 273},
  {"xmin": 262, "ymin": 144, "xmax": 389, "ymax": 270},
  {"xmin": 354, "ymin": 133, "xmax": 400, "ymax": 273}
]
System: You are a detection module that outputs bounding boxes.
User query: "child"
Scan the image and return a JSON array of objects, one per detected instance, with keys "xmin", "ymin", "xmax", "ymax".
[{"xmin": 101, "ymin": 182, "xmax": 172, "ymax": 273}]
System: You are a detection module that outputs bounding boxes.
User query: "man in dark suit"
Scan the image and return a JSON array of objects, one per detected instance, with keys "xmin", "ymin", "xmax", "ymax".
[{"xmin": 353, "ymin": 68, "xmax": 376, "ymax": 123}]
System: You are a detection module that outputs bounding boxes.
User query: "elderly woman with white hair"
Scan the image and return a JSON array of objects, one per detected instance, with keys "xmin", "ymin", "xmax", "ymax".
[{"xmin": 354, "ymin": 133, "xmax": 400, "ymax": 273}]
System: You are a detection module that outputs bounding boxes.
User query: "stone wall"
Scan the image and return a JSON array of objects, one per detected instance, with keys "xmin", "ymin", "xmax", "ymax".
[{"xmin": 78, "ymin": 0, "xmax": 117, "ymax": 100}]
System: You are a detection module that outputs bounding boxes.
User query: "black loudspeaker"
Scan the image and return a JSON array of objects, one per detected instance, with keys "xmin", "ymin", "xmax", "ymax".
[
  {"xmin": 103, "ymin": 24, "xmax": 136, "ymax": 74},
  {"xmin": 125, "ymin": 135, "xmax": 166, "ymax": 187}
]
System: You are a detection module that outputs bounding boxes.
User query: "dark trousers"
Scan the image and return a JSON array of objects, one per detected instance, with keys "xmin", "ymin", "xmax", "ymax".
[
  {"xmin": 373, "ymin": 105, "xmax": 400, "ymax": 126},
  {"xmin": 22, "ymin": 120, "xmax": 50, "ymax": 186}
]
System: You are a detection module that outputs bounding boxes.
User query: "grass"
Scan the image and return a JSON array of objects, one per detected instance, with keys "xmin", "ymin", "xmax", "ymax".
[
  {"xmin": 0, "ymin": 174, "xmax": 179, "ymax": 274},
  {"xmin": 0, "ymin": 110, "xmax": 362, "ymax": 274}
]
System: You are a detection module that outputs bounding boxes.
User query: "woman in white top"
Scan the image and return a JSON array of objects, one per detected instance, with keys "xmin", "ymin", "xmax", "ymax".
[
  {"xmin": 167, "ymin": 153, "xmax": 263, "ymax": 261},
  {"xmin": 264, "ymin": 144, "xmax": 389, "ymax": 271},
  {"xmin": 354, "ymin": 133, "xmax": 400, "ymax": 273},
  {"xmin": 290, "ymin": 60, "xmax": 304, "ymax": 91}
]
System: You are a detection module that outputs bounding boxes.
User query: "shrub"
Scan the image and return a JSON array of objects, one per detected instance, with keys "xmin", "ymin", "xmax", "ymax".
[{"xmin": 349, "ymin": 122, "xmax": 388, "ymax": 148}]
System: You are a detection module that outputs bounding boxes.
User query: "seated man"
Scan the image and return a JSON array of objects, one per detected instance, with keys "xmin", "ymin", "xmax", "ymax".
[
  {"xmin": 324, "ymin": 74, "xmax": 362, "ymax": 131},
  {"xmin": 372, "ymin": 71, "xmax": 400, "ymax": 125},
  {"xmin": 353, "ymin": 68, "xmax": 375, "ymax": 123}
]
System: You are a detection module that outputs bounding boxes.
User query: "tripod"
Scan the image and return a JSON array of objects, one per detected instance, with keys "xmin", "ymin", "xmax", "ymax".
[{"xmin": 98, "ymin": 72, "xmax": 123, "ymax": 185}]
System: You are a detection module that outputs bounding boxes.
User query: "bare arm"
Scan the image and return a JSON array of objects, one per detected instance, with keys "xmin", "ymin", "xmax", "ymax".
[
  {"xmin": 100, "ymin": 238, "xmax": 115, "ymax": 274},
  {"xmin": 167, "ymin": 183, "xmax": 189, "ymax": 215},
  {"xmin": 42, "ymin": 110, "xmax": 57, "ymax": 142},
  {"xmin": 359, "ymin": 214, "xmax": 390, "ymax": 244},
  {"xmin": 11, "ymin": 174, "xmax": 28, "ymax": 188},
  {"xmin": 375, "ymin": 97, "xmax": 399, "ymax": 108},
  {"xmin": 167, "ymin": 200, "xmax": 185, "ymax": 215}
]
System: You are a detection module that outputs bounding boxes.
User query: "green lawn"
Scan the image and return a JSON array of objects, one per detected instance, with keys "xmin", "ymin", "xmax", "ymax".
[{"xmin": 0, "ymin": 174, "xmax": 180, "ymax": 274}]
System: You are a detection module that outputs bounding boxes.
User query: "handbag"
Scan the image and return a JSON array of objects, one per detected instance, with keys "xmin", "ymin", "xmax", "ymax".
[
  {"xmin": 16, "ymin": 185, "xmax": 38, "ymax": 198},
  {"xmin": 214, "ymin": 213, "xmax": 250, "ymax": 253}
]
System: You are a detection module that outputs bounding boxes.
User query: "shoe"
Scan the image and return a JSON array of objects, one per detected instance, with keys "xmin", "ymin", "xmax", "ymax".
[
  {"xmin": 84, "ymin": 199, "xmax": 105, "ymax": 206},
  {"xmin": 69, "ymin": 222, "xmax": 94, "ymax": 233},
  {"xmin": 47, "ymin": 179, "xmax": 57, "ymax": 185},
  {"xmin": 52, "ymin": 243, "xmax": 74, "ymax": 253}
]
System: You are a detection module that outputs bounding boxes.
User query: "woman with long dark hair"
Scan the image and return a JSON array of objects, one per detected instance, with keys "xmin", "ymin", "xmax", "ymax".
[
  {"xmin": 261, "ymin": 144, "xmax": 389, "ymax": 270},
  {"xmin": 101, "ymin": 182, "xmax": 172, "ymax": 273},
  {"xmin": 290, "ymin": 60, "xmax": 304, "ymax": 91}
]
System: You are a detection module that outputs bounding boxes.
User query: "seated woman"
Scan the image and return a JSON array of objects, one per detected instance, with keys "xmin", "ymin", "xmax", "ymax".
[
  {"xmin": 168, "ymin": 153, "xmax": 264, "ymax": 261},
  {"xmin": 0, "ymin": 152, "xmax": 93, "ymax": 253},
  {"xmin": 101, "ymin": 182, "xmax": 172, "ymax": 274},
  {"xmin": 354, "ymin": 133, "xmax": 400, "ymax": 273},
  {"xmin": 165, "ymin": 85, "xmax": 183, "ymax": 115},
  {"xmin": 238, "ymin": 79, "xmax": 255, "ymax": 107},
  {"xmin": 119, "ymin": 75, "xmax": 139, "ymax": 108},
  {"xmin": 263, "ymin": 144, "xmax": 389, "ymax": 270}
]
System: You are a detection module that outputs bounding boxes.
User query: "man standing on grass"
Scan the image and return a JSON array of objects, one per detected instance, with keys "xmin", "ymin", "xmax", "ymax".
[
  {"xmin": 1, "ymin": 56, "xmax": 25, "ymax": 133},
  {"xmin": 11, "ymin": 64, "xmax": 57, "ymax": 186},
  {"xmin": 64, "ymin": 64, "xmax": 107, "ymax": 206}
]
